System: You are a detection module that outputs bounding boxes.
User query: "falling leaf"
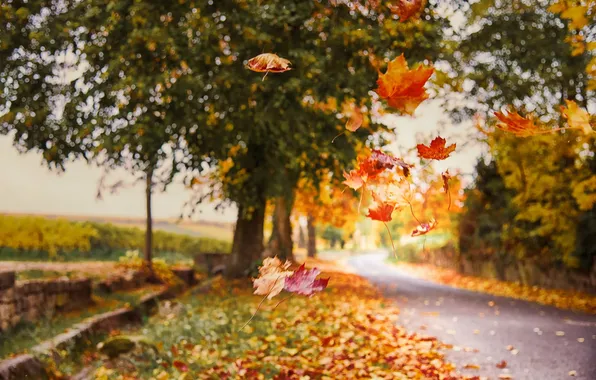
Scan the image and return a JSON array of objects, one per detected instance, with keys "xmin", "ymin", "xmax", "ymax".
[
  {"xmin": 375, "ymin": 54, "xmax": 434, "ymax": 115},
  {"xmin": 389, "ymin": 0, "xmax": 426, "ymax": 22},
  {"xmin": 173, "ymin": 361, "xmax": 189, "ymax": 372},
  {"xmin": 284, "ymin": 264, "xmax": 329, "ymax": 296},
  {"xmin": 253, "ymin": 257, "xmax": 293, "ymax": 299},
  {"xmin": 494, "ymin": 108, "xmax": 541, "ymax": 137},
  {"xmin": 246, "ymin": 53, "xmax": 292, "ymax": 73},
  {"xmin": 367, "ymin": 192, "xmax": 396, "ymax": 222},
  {"xmin": 561, "ymin": 100, "xmax": 593, "ymax": 134},
  {"xmin": 343, "ymin": 170, "xmax": 365, "ymax": 190},
  {"xmin": 345, "ymin": 104, "xmax": 364, "ymax": 132},
  {"xmin": 358, "ymin": 149, "xmax": 411, "ymax": 180},
  {"xmin": 417, "ymin": 136, "xmax": 456, "ymax": 160},
  {"xmin": 496, "ymin": 360, "xmax": 508, "ymax": 369},
  {"xmin": 411, "ymin": 218, "xmax": 438, "ymax": 237}
]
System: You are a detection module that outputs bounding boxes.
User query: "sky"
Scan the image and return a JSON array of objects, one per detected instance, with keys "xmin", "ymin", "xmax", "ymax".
[{"xmin": 0, "ymin": 101, "xmax": 484, "ymax": 222}]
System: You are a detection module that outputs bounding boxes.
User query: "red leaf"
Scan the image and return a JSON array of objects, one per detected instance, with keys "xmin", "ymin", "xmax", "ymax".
[
  {"xmin": 375, "ymin": 54, "xmax": 434, "ymax": 115},
  {"xmin": 411, "ymin": 218, "xmax": 438, "ymax": 237},
  {"xmin": 284, "ymin": 264, "xmax": 329, "ymax": 296},
  {"xmin": 367, "ymin": 192, "xmax": 396, "ymax": 222},
  {"xmin": 173, "ymin": 360, "xmax": 189, "ymax": 372},
  {"xmin": 358, "ymin": 149, "xmax": 411, "ymax": 180},
  {"xmin": 246, "ymin": 53, "xmax": 292, "ymax": 73},
  {"xmin": 171, "ymin": 345, "xmax": 179, "ymax": 356},
  {"xmin": 416, "ymin": 136, "xmax": 456, "ymax": 160},
  {"xmin": 496, "ymin": 360, "xmax": 508, "ymax": 369}
]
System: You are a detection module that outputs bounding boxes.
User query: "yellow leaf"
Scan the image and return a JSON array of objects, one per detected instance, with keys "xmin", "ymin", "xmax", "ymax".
[
  {"xmin": 547, "ymin": 0, "xmax": 567, "ymax": 14},
  {"xmin": 561, "ymin": 100, "xmax": 593, "ymax": 134},
  {"xmin": 561, "ymin": 6, "xmax": 589, "ymax": 29}
]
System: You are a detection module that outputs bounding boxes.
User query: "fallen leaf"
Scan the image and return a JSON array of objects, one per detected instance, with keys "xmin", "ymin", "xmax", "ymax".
[
  {"xmin": 556, "ymin": 331, "xmax": 565, "ymax": 336},
  {"xmin": 496, "ymin": 360, "xmax": 508, "ymax": 369},
  {"xmin": 416, "ymin": 136, "xmax": 456, "ymax": 160},
  {"xmin": 506, "ymin": 345, "xmax": 514, "ymax": 351},
  {"xmin": 246, "ymin": 53, "xmax": 292, "ymax": 73},
  {"xmin": 464, "ymin": 363, "xmax": 480, "ymax": 370},
  {"xmin": 577, "ymin": 337, "xmax": 584, "ymax": 343},
  {"xmin": 569, "ymin": 370, "xmax": 577, "ymax": 376},
  {"xmin": 173, "ymin": 360, "xmax": 188, "ymax": 372},
  {"xmin": 375, "ymin": 54, "xmax": 434, "ymax": 115}
]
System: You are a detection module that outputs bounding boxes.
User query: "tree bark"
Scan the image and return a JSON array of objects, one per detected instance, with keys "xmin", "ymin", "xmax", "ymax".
[
  {"xmin": 144, "ymin": 166, "xmax": 154, "ymax": 273},
  {"xmin": 268, "ymin": 196, "xmax": 294, "ymax": 261},
  {"xmin": 228, "ymin": 201, "xmax": 266, "ymax": 278},
  {"xmin": 307, "ymin": 214, "xmax": 316, "ymax": 258}
]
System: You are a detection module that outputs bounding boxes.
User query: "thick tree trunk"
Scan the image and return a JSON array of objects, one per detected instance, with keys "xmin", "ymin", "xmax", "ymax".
[
  {"xmin": 268, "ymin": 196, "xmax": 294, "ymax": 261},
  {"xmin": 307, "ymin": 214, "xmax": 316, "ymax": 258},
  {"xmin": 144, "ymin": 166, "xmax": 154, "ymax": 273},
  {"xmin": 228, "ymin": 201, "xmax": 266, "ymax": 278}
]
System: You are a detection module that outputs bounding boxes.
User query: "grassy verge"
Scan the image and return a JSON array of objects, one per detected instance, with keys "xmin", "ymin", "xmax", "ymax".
[
  {"xmin": 0, "ymin": 285, "xmax": 164, "ymax": 359},
  {"xmin": 391, "ymin": 261, "xmax": 596, "ymax": 314},
  {"xmin": 78, "ymin": 264, "xmax": 463, "ymax": 379}
]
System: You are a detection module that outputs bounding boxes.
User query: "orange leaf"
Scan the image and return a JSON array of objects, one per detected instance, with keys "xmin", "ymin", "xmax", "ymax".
[
  {"xmin": 496, "ymin": 360, "xmax": 508, "ymax": 369},
  {"xmin": 358, "ymin": 149, "xmax": 411, "ymax": 180},
  {"xmin": 345, "ymin": 104, "xmax": 364, "ymax": 132},
  {"xmin": 390, "ymin": 0, "xmax": 426, "ymax": 22},
  {"xmin": 246, "ymin": 53, "xmax": 292, "ymax": 73},
  {"xmin": 416, "ymin": 136, "xmax": 456, "ymax": 160},
  {"xmin": 375, "ymin": 54, "xmax": 434, "ymax": 115},
  {"xmin": 367, "ymin": 193, "xmax": 396, "ymax": 222},
  {"xmin": 493, "ymin": 108, "xmax": 540, "ymax": 137},
  {"xmin": 411, "ymin": 218, "xmax": 437, "ymax": 237},
  {"xmin": 561, "ymin": 100, "xmax": 593, "ymax": 134},
  {"xmin": 343, "ymin": 170, "xmax": 365, "ymax": 190}
]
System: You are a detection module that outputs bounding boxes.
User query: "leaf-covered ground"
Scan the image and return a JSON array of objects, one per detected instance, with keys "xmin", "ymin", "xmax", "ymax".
[
  {"xmin": 91, "ymin": 263, "xmax": 479, "ymax": 379},
  {"xmin": 394, "ymin": 263, "xmax": 596, "ymax": 315}
]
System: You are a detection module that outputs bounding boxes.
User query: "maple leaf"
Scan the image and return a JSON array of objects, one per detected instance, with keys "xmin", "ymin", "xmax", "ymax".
[
  {"xmin": 375, "ymin": 54, "xmax": 434, "ymax": 115},
  {"xmin": 246, "ymin": 53, "xmax": 292, "ymax": 73},
  {"xmin": 411, "ymin": 218, "xmax": 437, "ymax": 237},
  {"xmin": 366, "ymin": 192, "xmax": 396, "ymax": 222},
  {"xmin": 493, "ymin": 109, "xmax": 541, "ymax": 137},
  {"xmin": 345, "ymin": 104, "xmax": 364, "ymax": 132},
  {"xmin": 358, "ymin": 149, "xmax": 411, "ymax": 180},
  {"xmin": 253, "ymin": 257, "xmax": 293, "ymax": 299},
  {"xmin": 389, "ymin": 0, "xmax": 426, "ymax": 22},
  {"xmin": 416, "ymin": 136, "xmax": 456, "ymax": 160},
  {"xmin": 284, "ymin": 264, "xmax": 329, "ymax": 296},
  {"xmin": 561, "ymin": 100, "xmax": 593, "ymax": 134},
  {"xmin": 343, "ymin": 170, "xmax": 365, "ymax": 190}
]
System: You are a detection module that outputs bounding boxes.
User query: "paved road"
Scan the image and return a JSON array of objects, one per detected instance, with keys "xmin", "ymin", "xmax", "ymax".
[{"xmin": 346, "ymin": 252, "xmax": 596, "ymax": 380}]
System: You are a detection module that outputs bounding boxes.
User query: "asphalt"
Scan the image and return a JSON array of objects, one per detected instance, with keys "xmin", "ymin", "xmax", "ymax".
[{"xmin": 346, "ymin": 252, "xmax": 596, "ymax": 380}]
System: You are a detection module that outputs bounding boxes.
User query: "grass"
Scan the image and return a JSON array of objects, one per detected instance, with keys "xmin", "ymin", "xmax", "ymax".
[{"xmin": 0, "ymin": 285, "xmax": 164, "ymax": 359}]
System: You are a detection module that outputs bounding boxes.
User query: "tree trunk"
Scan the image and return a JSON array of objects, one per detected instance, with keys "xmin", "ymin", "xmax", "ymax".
[
  {"xmin": 144, "ymin": 166, "xmax": 154, "ymax": 273},
  {"xmin": 307, "ymin": 214, "xmax": 316, "ymax": 258},
  {"xmin": 228, "ymin": 201, "xmax": 266, "ymax": 278},
  {"xmin": 268, "ymin": 196, "xmax": 294, "ymax": 261}
]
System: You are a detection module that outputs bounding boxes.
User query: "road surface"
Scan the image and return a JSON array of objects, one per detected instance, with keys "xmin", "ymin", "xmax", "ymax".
[{"xmin": 346, "ymin": 252, "xmax": 596, "ymax": 380}]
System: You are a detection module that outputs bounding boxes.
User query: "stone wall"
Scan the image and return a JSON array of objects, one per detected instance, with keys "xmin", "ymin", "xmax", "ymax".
[
  {"xmin": 0, "ymin": 271, "xmax": 92, "ymax": 332},
  {"xmin": 418, "ymin": 246, "xmax": 596, "ymax": 294}
]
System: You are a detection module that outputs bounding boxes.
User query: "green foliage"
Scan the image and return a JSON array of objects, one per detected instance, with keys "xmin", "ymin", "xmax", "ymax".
[{"xmin": 0, "ymin": 215, "xmax": 231, "ymax": 259}]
